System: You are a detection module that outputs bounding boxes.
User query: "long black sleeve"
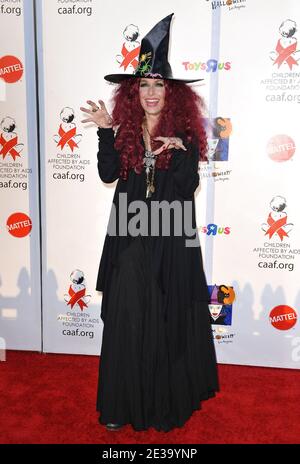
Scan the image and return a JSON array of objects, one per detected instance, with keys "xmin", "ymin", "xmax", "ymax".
[
  {"xmin": 97, "ymin": 127, "xmax": 120, "ymax": 183},
  {"xmin": 170, "ymin": 141, "xmax": 200, "ymax": 199}
]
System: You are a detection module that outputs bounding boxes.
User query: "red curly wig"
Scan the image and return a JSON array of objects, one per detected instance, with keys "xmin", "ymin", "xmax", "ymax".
[{"xmin": 110, "ymin": 78, "xmax": 208, "ymax": 181}]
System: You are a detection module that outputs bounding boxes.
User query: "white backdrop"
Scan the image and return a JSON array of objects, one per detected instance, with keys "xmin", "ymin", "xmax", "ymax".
[
  {"xmin": 0, "ymin": 0, "xmax": 41, "ymax": 352},
  {"xmin": 1, "ymin": 0, "xmax": 300, "ymax": 369},
  {"xmin": 37, "ymin": 0, "xmax": 212, "ymax": 356},
  {"xmin": 209, "ymin": 0, "xmax": 300, "ymax": 367}
]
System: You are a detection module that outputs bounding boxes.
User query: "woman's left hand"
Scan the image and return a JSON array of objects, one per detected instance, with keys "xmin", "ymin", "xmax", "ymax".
[{"xmin": 152, "ymin": 136, "xmax": 187, "ymax": 155}]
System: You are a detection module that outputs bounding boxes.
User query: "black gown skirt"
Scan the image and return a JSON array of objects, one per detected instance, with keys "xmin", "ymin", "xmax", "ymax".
[{"xmin": 95, "ymin": 128, "xmax": 219, "ymax": 432}]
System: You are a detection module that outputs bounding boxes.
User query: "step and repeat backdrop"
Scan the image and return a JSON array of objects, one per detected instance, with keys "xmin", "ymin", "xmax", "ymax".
[
  {"xmin": 0, "ymin": 0, "xmax": 41, "ymax": 355},
  {"xmin": 1, "ymin": 0, "xmax": 300, "ymax": 368}
]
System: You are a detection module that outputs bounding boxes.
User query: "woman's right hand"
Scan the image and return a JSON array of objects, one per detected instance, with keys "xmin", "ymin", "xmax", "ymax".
[{"xmin": 80, "ymin": 99, "xmax": 113, "ymax": 128}]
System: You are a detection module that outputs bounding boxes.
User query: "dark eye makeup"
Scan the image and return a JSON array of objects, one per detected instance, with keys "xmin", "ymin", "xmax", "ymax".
[{"xmin": 140, "ymin": 81, "xmax": 164, "ymax": 87}]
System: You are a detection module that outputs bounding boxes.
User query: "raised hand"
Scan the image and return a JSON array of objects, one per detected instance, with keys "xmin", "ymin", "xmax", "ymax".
[
  {"xmin": 80, "ymin": 100, "xmax": 113, "ymax": 128},
  {"xmin": 152, "ymin": 136, "xmax": 187, "ymax": 155}
]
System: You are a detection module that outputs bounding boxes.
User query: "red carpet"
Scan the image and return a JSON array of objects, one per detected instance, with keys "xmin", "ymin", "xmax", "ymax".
[{"xmin": 0, "ymin": 350, "xmax": 299, "ymax": 444}]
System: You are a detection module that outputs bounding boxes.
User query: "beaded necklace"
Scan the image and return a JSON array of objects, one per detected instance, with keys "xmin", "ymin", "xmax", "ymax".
[{"xmin": 142, "ymin": 123, "xmax": 158, "ymax": 198}]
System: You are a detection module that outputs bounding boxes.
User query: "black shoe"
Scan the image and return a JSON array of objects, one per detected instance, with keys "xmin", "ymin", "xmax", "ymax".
[{"xmin": 106, "ymin": 423, "xmax": 123, "ymax": 431}]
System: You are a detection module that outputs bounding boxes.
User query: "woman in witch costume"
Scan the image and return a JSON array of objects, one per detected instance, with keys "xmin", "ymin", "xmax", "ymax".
[{"xmin": 80, "ymin": 13, "xmax": 219, "ymax": 432}]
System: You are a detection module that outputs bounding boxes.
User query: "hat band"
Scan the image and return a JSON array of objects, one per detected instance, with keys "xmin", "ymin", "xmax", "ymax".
[{"xmin": 142, "ymin": 72, "xmax": 163, "ymax": 78}]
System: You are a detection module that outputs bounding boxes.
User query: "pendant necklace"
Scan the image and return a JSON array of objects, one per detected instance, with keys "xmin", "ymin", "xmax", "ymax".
[{"xmin": 142, "ymin": 123, "xmax": 157, "ymax": 199}]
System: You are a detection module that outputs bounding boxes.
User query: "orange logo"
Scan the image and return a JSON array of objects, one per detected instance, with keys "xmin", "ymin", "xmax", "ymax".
[
  {"xmin": 6, "ymin": 212, "xmax": 32, "ymax": 237},
  {"xmin": 269, "ymin": 305, "xmax": 297, "ymax": 330},
  {"xmin": 0, "ymin": 56, "xmax": 24, "ymax": 83}
]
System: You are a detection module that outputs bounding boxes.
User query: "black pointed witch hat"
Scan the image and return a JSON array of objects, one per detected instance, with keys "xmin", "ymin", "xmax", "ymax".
[{"xmin": 104, "ymin": 13, "xmax": 203, "ymax": 84}]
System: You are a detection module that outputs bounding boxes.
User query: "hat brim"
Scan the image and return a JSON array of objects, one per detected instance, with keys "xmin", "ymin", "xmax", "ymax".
[{"xmin": 104, "ymin": 73, "xmax": 204, "ymax": 84}]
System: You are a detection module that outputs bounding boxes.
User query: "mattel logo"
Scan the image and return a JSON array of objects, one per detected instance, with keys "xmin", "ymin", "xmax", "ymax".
[
  {"xmin": 6, "ymin": 212, "xmax": 32, "ymax": 237},
  {"xmin": 266, "ymin": 135, "xmax": 296, "ymax": 162},
  {"xmin": 269, "ymin": 305, "xmax": 297, "ymax": 330},
  {"xmin": 0, "ymin": 55, "xmax": 23, "ymax": 83}
]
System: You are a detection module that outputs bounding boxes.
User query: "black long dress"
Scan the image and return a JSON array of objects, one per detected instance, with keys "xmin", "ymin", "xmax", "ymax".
[{"xmin": 95, "ymin": 127, "xmax": 219, "ymax": 432}]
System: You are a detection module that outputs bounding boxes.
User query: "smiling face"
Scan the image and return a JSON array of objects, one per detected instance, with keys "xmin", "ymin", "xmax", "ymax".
[
  {"xmin": 208, "ymin": 304, "xmax": 223, "ymax": 321},
  {"xmin": 139, "ymin": 78, "xmax": 166, "ymax": 116}
]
